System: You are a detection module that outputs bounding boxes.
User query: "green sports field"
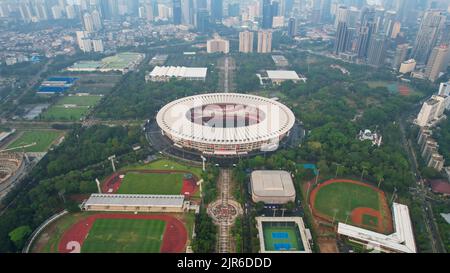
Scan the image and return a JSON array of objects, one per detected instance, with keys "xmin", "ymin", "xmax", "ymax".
[
  {"xmin": 313, "ymin": 182, "xmax": 380, "ymax": 223},
  {"xmin": 262, "ymin": 223, "xmax": 304, "ymax": 251},
  {"xmin": 129, "ymin": 159, "xmax": 203, "ymax": 179},
  {"xmin": 41, "ymin": 95, "xmax": 102, "ymax": 121},
  {"xmin": 117, "ymin": 172, "xmax": 184, "ymax": 195},
  {"xmin": 7, "ymin": 130, "xmax": 62, "ymax": 152},
  {"xmin": 82, "ymin": 218, "xmax": 166, "ymax": 253}
]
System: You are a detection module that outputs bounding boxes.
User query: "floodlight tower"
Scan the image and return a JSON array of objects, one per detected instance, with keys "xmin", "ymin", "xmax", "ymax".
[
  {"xmin": 94, "ymin": 178, "xmax": 102, "ymax": 193},
  {"xmin": 201, "ymin": 155, "xmax": 206, "ymax": 172},
  {"xmin": 108, "ymin": 155, "xmax": 116, "ymax": 172}
]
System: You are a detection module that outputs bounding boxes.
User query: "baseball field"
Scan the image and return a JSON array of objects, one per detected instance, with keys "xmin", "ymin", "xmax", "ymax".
[{"xmin": 310, "ymin": 179, "xmax": 393, "ymax": 234}]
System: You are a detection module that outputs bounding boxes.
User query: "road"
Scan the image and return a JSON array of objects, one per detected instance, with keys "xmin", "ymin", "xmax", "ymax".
[
  {"xmin": 398, "ymin": 112, "xmax": 446, "ymax": 253},
  {"xmin": 217, "ymin": 169, "xmax": 231, "ymax": 253},
  {"xmin": 218, "ymin": 56, "xmax": 235, "ymax": 93}
]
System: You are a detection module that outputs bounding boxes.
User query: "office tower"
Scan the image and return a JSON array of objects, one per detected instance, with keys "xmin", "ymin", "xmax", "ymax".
[
  {"xmin": 228, "ymin": 3, "xmax": 240, "ymax": 17},
  {"xmin": 207, "ymin": 36, "xmax": 230, "ymax": 53},
  {"xmin": 320, "ymin": 0, "xmax": 332, "ymax": 23},
  {"xmin": 334, "ymin": 5, "xmax": 348, "ymax": 28},
  {"xmin": 367, "ymin": 35, "xmax": 386, "ymax": 67},
  {"xmin": 425, "ymin": 45, "xmax": 450, "ymax": 82},
  {"xmin": 288, "ymin": 17, "xmax": 297, "ymax": 38},
  {"xmin": 91, "ymin": 10, "xmax": 102, "ymax": 30},
  {"xmin": 181, "ymin": 0, "xmax": 194, "ymax": 25},
  {"xmin": 83, "ymin": 13, "xmax": 95, "ymax": 32},
  {"xmin": 412, "ymin": 10, "xmax": 447, "ymax": 65},
  {"xmin": 239, "ymin": 31, "xmax": 254, "ymax": 53},
  {"xmin": 311, "ymin": 0, "xmax": 321, "ymax": 24},
  {"xmin": 383, "ymin": 10, "xmax": 396, "ymax": 36},
  {"xmin": 143, "ymin": 1, "xmax": 154, "ymax": 22},
  {"xmin": 393, "ymin": 43, "xmax": 410, "ymax": 69},
  {"xmin": 173, "ymin": 0, "xmax": 182, "ymax": 24},
  {"xmin": 271, "ymin": 1, "xmax": 279, "ymax": 17},
  {"xmin": 390, "ymin": 22, "xmax": 401, "ymax": 39},
  {"xmin": 196, "ymin": 9, "xmax": 210, "ymax": 33},
  {"xmin": 257, "ymin": 31, "xmax": 272, "ymax": 53},
  {"xmin": 355, "ymin": 9, "xmax": 376, "ymax": 59},
  {"xmin": 334, "ymin": 21, "xmax": 349, "ymax": 55},
  {"xmin": 262, "ymin": 0, "xmax": 273, "ymax": 29},
  {"xmin": 211, "ymin": 0, "xmax": 223, "ymax": 22},
  {"xmin": 196, "ymin": 0, "xmax": 207, "ymax": 10}
]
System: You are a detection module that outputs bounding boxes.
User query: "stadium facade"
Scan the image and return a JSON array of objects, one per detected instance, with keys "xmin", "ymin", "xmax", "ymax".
[{"xmin": 156, "ymin": 93, "xmax": 296, "ymax": 156}]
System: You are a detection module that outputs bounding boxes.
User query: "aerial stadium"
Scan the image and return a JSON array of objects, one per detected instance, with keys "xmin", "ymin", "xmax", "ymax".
[{"xmin": 155, "ymin": 93, "xmax": 296, "ymax": 157}]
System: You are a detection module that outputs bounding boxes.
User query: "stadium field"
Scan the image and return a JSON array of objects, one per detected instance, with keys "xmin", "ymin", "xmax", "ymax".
[
  {"xmin": 7, "ymin": 130, "xmax": 62, "ymax": 152},
  {"xmin": 262, "ymin": 223, "xmax": 304, "ymax": 251},
  {"xmin": 131, "ymin": 159, "xmax": 203, "ymax": 178},
  {"xmin": 82, "ymin": 218, "xmax": 166, "ymax": 253},
  {"xmin": 310, "ymin": 179, "xmax": 393, "ymax": 234},
  {"xmin": 117, "ymin": 172, "xmax": 184, "ymax": 195},
  {"xmin": 55, "ymin": 95, "xmax": 102, "ymax": 106}
]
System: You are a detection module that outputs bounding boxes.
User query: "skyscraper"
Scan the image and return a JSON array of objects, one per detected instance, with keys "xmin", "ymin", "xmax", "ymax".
[
  {"xmin": 262, "ymin": 0, "xmax": 273, "ymax": 29},
  {"xmin": 173, "ymin": 0, "xmax": 182, "ymax": 24},
  {"xmin": 288, "ymin": 18, "xmax": 297, "ymax": 38},
  {"xmin": 91, "ymin": 10, "xmax": 103, "ymax": 30},
  {"xmin": 355, "ymin": 9, "xmax": 376, "ymax": 59},
  {"xmin": 412, "ymin": 10, "xmax": 447, "ymax": 65},
  {"xmin": 228, "ymin": 3, "xmax": 240, "ymax": 17},
  {"xmin": 334, "ymin": 21, "xmax": 349, "ymax": 55},
  {"xmin": 211, "ymin": 0, "xmax": 223, "ymax": 22},
  {"xmin": 257, "ymin": 31, "xmax": 272, "ymax": 53},
  {"xmin": 392, "ymin": 43, "xmax": 410, "ymax": 69},
  {"xmin": 196, "ymin": 9, "xmax": 210, "ymax": 33},
  {"xmin": 239, "ymin": 31, "xmax": 254, "ymax": 53},
  {"xmin": 181, "ymin": 0, "xmax": 194, "ymax": 25},
  {"xmin": 83, "ymin": 13, "xmax": 95, "ymax": 32},
  {"xmin": 367, "ymin": 35, "xmax": 386, "ymax": 67},
  {"xmin": 425, "ymin": 45, "xmax": 450, "ymax": 82}
]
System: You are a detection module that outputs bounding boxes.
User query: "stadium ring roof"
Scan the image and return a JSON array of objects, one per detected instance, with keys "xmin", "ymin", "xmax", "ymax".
[{"xmin": 156, "ymin": 93, "xmax": 296, "ymax": 154}]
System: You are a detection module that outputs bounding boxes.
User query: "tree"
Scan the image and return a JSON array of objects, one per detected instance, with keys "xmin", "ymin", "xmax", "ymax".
[{"xmin": 8, "ymin": 226, "xmax": 32, "ymax": 250}]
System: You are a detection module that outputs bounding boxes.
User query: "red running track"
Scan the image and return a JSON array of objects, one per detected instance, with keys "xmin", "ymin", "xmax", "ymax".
[{"xmin": 58, "ymin": 213, "xmax": 187, "ymax": 253}]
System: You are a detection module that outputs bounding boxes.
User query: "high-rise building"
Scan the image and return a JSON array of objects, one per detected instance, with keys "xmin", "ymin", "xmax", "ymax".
[
  {"xmin": 416, "ymin": 95, "xmax": 448, "ymax": 126},
  {"xmin": 412, "ymin": 10, "xmax": 447, "ymax": 65},
  {"xmin": 92, "ymin": 39, "xmax": 104, "ymax": 53},
  {"xmin": 207, "ymin": 36, "xmax": 229, "ymax": 53},
  {"xmin": 393, "ymin": 43, "xmax": 410, "ymax": 69},
  {"xmin": 211, "ymin": 0, "xmax": 223, "ymax": 22},
  {"xmin": 173, "ymin": 0, "xmax": 182, "ymax": 24},
  {"xmin": 334, "ymin": 21, "xmax": 350, "ymax": 55},
  {"xmin": 288, "ymin": 17, "xmax": 297, "ymax": 38},
  {"xmin": 355, "ymin": 9, "xmax": 376, "ymax": 59},
  {"xmin": 367, "ymin": 35, "xmax": 386, "ymax": 67},
  {"xmin": 144, "ymin": 2, "xmax": 154, "ymax": 22},
  {"xmin": 399, "ymin": 59, "xmax": 417, "ymax": 74},
  {"xmin": 91, "ymin": 10, "xmax": 103, "ymax": 30},
  {"xmin": 257, "ymin": 31, "xmax": 273, "ymax": 53},
  {"xmin": 239, "ymin": 31, "xmax": 254, "ymax": 53},
  {"xmin": 425, "ymin": 45, "xmax": 450, "ymax": 82},
  {"xmin": 262, "ymin": 0, "xmax": 273, "ymax": 29},
  {"xmin": 83, "ymin": 13, "xmax": 95, "ymax": 32},
  {"xmin": 196, "ymin": 9, "xmax": 210, "ymax": 33},
  {"xmin": 181, "ymin": 0, "xmax": 194, "ymax": 25},
  {"xmin": 228, "ymin": 3, "xmax": 240, "ymax": 17},
  {"xmin": 334, "ymin": 5, "xmax": 348, "ymax": 29},
  {"xmin": 66, "ymin": 5, "xmax": 76, "ymax": 19}
]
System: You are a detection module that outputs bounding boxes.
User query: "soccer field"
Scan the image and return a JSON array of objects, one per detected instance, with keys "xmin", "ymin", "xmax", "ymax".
[
  {"xmin": 82, "ymin": 218, "xmax": 166, "ymax": 253},
  {"xmin": 7, "ymin": 130, "xmax": 61, "ymax": 152},
  {"xmin": 312, "ymin": 180, "xmax": 380, "ymax": 223},
  {"xmin": 41, "ymin": 95, "xmax": 101, "ymax": 121},
  {"xmin": 117, "ymin": 172, "xmax": 184, "ymax": 195},
  {"xmin": 262, "ymin": 224, "xmax": 304, "ymax": 251}
]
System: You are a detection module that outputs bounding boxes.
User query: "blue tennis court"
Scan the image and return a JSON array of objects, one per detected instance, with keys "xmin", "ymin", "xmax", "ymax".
[
  {"xmin": 272, "ymin": 232, "xmax": 289, "ymax": 239},
  {"xmin": 274, "ymin": 243, "xmax": 292, "ymax": 250}
]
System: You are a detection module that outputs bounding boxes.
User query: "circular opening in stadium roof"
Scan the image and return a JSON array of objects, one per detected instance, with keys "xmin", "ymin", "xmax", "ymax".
[{"xmin": 186, "ymin": 103, "xmax": 266, "ymax": 128}]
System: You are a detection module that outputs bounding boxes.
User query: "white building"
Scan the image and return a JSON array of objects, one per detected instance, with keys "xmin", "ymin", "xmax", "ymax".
[
  {"xmin": 266, "ymin": 70, "xmax": 306, "ymax": 84},
  {"xmin": 415, "ymin": 95, "xmax": 448, "ymax": 127},
  {"xmin": 92, "ymin": 39, "xmax": 104, "ymax": 53},
  {"xmin": 399, "ymin": 59, "xmax": 416, "ymax": 74},
  {"xmin": 338, "ymin": 203, "xmax": 416, "ymax": 253},
  {"xmin": 147, "ymin": 66, "xmax": 207, "ymax": 82},
  {"xmin": 251, "ymin": 171, "xmax": 296, "ymax": 204},
  {"xmin": 207, "ymin": 36, "xmax": 230, "ymax": 54},
  {"xmin": 358, "ymin": 129, "xmax": 382, "ymax": 147}
]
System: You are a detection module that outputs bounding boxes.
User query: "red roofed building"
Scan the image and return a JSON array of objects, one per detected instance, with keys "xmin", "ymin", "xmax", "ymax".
[{"xmin": 427, "ymin": 180, "xmax": 450, "ymax": 196}]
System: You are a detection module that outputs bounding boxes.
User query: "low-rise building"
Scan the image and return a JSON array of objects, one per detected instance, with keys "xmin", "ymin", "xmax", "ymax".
[
  {"xmin": 251, "ymin": 170, "xmax": 296, "ymax": 204},
  {"xmin": 146, "ymin": 66, "xmax": 207, "ymax": 82}
]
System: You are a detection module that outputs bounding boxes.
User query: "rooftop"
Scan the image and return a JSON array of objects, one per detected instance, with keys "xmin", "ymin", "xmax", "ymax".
[
  {"xmin": 338, "ymin": 203, "xmax": 416, "ymax": 253},
  {"xmin": 84, "ymin": 194, "xmax": 185, "ymax": 208},
  {"xmin": 150, "ymin": 66, "xmax": 207, "ymax": 78},
  {"xmin": 266, "ymin": 70, "xmax": 301, "ymax": 81},
  {"xmin": 251, "ymin": 170, "xmax": 295, "ymax": 198}
]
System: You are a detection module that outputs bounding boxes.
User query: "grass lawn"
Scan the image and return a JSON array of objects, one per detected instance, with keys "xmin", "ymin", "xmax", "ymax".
[
  {"xmin": 56, "ymin": 95, "xmax": 102, "ymax": 106},
  {"xmin": 82, "ymin": 218, "xmax": 166, "ymax": 253},
  {"xmin": 130, "ymin": 159, "xmax": 203, "ymax": 179},
  {"xmin": 40, "ymin": 106, "xmax": 89, "ymax": 121},
  {"xmin": 313, "ymin": 182, "xmax": 380, "ymax": 224},
  {"xmin": 7, "ymin": 130, "xmax": 62, "ymax": 152},
  {"xmin": 262, "ymin": 224, "xmax": 303, "ymax": 251},
  {"xmin": 117, "ymin": 172, "xmax": 184, "ymax": 195},
  {"xmin": 362, "ymin": 214, "xmax": 379, "ymax": 227}
]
